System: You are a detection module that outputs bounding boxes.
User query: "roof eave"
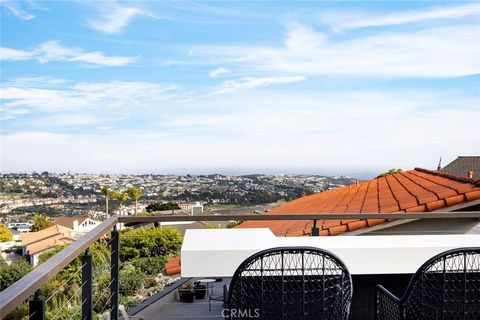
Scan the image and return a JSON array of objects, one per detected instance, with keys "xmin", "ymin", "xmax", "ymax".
[{"xmin": 340, "ymin": 198, "xmax": 480, "ymax": 236}]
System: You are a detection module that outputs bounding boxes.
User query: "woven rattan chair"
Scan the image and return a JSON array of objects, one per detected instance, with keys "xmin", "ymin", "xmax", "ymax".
[
  {"xmin": 376, "ymin": 247, "xmax": 480, "ymax": 320},
  {"xmin": 224, "ymin": 247, "xmax": 352, "ymax": 320}
]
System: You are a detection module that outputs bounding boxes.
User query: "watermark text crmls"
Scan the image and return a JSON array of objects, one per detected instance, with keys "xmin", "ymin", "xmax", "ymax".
[{"xmin": 221, "ymin": 308, "xmax": 260, "ymax": 318}]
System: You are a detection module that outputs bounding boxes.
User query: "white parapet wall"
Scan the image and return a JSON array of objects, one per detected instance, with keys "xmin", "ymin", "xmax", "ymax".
[{"xmin": 181, "ymin": 228, "xmax": 480, "ymax": 277}]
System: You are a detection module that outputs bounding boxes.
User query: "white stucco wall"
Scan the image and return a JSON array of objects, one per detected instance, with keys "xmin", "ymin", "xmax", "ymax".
[
  {"xmin": 181, "ymin": 229, "xmax": 480, "ymax": 277},
  {"xmin": 74, "ymin": 218, "xmax": 100, "ymax": 232}
]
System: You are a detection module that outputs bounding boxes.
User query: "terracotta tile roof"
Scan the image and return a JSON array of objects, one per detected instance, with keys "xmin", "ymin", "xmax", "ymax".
[
  {"xmin": 441, "ymin": 156, "xmax": 480, "ymax": 179},
  {"xmin": 237, "ymin": 168, "xmax": 480, "ymax": 237},
  {"xmin": 20, "ymin": 225, "xmax": 78, "ymax": 255},
  {"xmin": 20, "ymin": 225, "xmax": 75, "ymax": 246},
  {"xmin": 55, "ymin": 216, "xmax": 90, "ymax": 229},
  {"xmin": 165, "ymin": 256, "xmax": 181, "ymax": 276},
  {"xmin": 26, "ymin": 234, "xmax": 76, "ymax": 255}
]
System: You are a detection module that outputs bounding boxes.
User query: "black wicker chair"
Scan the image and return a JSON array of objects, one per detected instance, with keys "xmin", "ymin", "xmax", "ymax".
[
  {"xmin": 224, "ymin": 247, "xmax": 352, "ymax": 320},
  {"xmin": 376, "ymin": 247, "xmax": 480, "ymax": 320}
]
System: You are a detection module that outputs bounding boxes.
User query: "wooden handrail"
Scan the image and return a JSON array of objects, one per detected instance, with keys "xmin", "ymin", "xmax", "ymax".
[{"xmin": 1, "ymin": 211, "xmax": 479, "ymax": 318}]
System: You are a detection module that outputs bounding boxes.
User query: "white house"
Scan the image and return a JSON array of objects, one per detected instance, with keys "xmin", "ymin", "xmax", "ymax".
[{"xmin": 54, "ymin": 216, "xmax": 100, "ymax": 233}]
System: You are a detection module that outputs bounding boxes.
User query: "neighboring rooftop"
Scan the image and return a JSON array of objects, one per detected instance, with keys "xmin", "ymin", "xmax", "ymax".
[
  {"xmin": 237, "ymin": 168, "xmax": 480, "ymax": 237},
  {"xmin": 441, "ymin": 156, "xmax": 480, "ymax": 179},
  {"xmin": 20, "ymin": 224, "xmax": 74, "ymax": 246},
  {"xmin": 54, "ymin": 216, "xmax": 90, "ymax": 229},
  {"xmin": 20, "ymin": 225, "xmax": 77, "ymax": 255}
]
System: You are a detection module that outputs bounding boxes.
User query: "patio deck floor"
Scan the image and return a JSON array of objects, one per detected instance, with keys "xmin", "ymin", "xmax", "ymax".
[{"xmin": 131, "ymin": 278, "xmax": 229, "ymax": 320}]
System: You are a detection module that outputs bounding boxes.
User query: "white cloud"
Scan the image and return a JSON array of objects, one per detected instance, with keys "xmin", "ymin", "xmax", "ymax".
[
  {"xmin": 1, "ymin": 72, "xmax": 478, "ymax": 174},
  {"xmin": 26, "ymin": 114, "xmax": 103, "ymax": 127},
  {"xmin": 322, "ymin": 3, "xmax": 480, "ymax": 31},
  {"xmin": 214, "ymin": 76, "xmax": 306, "ymax": 94},
  {"xmin": 7, "ymin": 77, "xmax": 67, "ymax": 87},
  {"xmin": 193, "ymin": 24, "xmax": 480, "ymax": 78},
  {"xmin": 1, "ymin": 0, "xmax": 35, "ymax": 20},
  {"xmin": 285, "ymin": 23, "xmax": 326, "ymax": 52},
  {"xmin": 89, "ymin": 2, "xmax": 154, "ymax": 34},
  {"xmin": 0, "ymin": 47, "xmax": 35, "ymax": 60},
  {"xmin": 0, "ymin": 80, "xmax": 182, "ymax": 117},
  {"xmin": 0, "ymin": 41, "xmax": 136, "ymax": 66},
  {"xmin": 0, "ymin": 107, "xmax": 30, "ymax": 121},
  {"xmin": 209, "ymin": 67, "xmax": 230, "ymax": 78},
  {"xmin": 1, "ymin": 92, "xmax": 478, "ymax": 174}
]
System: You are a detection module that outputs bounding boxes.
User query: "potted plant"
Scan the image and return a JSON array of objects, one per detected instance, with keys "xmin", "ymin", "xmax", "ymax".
[
  {"xmin": 194, "ymin": 282, "xmax": 207, "ymax": 299},
  {"xmin": 178, "ymin": 282, "xmax": 195, "ymax": 303}
]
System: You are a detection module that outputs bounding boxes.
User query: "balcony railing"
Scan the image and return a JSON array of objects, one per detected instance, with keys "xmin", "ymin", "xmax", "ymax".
[{"xmin": 0, "ymin": 211, "xmax": 479, "ymax": 319}]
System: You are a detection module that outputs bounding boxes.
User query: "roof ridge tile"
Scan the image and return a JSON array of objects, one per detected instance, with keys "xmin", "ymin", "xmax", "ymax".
[{"xmin": 414, "ymin": 167, "xmax": 480, "ymax": 186}]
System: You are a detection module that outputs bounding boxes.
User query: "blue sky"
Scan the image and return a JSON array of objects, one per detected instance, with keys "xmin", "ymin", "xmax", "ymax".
[{"xmin": 1, "ymin": 1, "xmax": 479, "ymax": 177}]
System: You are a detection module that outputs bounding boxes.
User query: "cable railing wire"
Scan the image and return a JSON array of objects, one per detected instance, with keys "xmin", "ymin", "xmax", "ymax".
[
  {"xmin": 44, "ymin": 262, "xmax": 87, "ymax": 303},
  {"xmin": 98, "ymin": 291, "xmax": 115, "ymax": 317},
  {"xmin": 69, "ymin": 298, "xmax": 84, "ymax": 320},
  {"xmin": 49, "ymin": 279, "xmax": 87, "ymax": 320}
]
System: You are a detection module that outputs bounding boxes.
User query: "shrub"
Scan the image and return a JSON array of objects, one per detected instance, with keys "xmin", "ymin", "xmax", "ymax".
[
  {"xmin": 376, "ymin": 168, "xmax": 403, "ymax": 178},
  {"xmin": 204, "ymin": 223, "xmax": 221, "ymax": 229},
  {"xmin": 120, "ymin": 226, "xmax": 182, "ymax": 261},
  {"xmin": 0, "ymin": 257, "xmax": 32, "ymax": 290},
  {"xmin": 226, "ymin": 220, "xmax": 242, "ymax": 228},
  {"xmin": 133, "ymin": 256, "xmax": 166, "ymax": 275},
  {"xmin": 3, "ymin": 302, "xmax": 28, "ymax": 320},
  {"xmin": 119, "ymin": 295, "xmax": 141, "ymax": 312},
  {"xmin": 144, "ymin": 276, "xmax": 158, "ymax": 288},
  {"xmin": 120, "ymin": 264, "xmax": 146, "ymax": 295}
]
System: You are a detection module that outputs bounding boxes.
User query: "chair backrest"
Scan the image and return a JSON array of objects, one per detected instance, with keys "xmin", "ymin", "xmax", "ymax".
[
  {"xmin": 402, "ymin": 247, "xmax": 480, "ymax": 319},
  {"xmin": 227, "ymin": 247, "xmax": 352, "ymax": 320}
]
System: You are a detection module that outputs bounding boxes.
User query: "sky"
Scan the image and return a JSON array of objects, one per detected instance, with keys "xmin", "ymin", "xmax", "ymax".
[{"xmin": 0, "ymin": 1, "xmax": 479, "ymax": 178}]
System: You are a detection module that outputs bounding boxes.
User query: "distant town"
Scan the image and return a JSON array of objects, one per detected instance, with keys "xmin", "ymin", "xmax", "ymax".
[{"xmin": 0, "ymin": 172, "xmax": 358, "ymax": 221}]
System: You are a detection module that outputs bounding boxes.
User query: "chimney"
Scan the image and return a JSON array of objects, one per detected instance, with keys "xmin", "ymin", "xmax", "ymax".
[
  {"xmin": 73, "ymin": 220, "xmax": 79, "ymax": 230},
  {"xmin": 467, "ymin": 171, "xmax": 473, "ymax": 179}
]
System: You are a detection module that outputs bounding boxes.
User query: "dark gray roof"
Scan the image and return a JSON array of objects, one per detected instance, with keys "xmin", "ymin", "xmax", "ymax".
[{"xmin": 441, "ymin": 156, "xmax": 480, "ymax": 179}]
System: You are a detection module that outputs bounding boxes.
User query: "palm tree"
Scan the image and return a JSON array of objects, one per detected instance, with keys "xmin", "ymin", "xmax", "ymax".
[
  {"xmin": 112, "ymin": 191, "xmax": 129, "ymax": 215},
  {"xmin": 101, "ymin": 186, "xmax": 111, "ymax": 218},
  {"xmin": 127, "ymin": 187, "xmax": 142, "ymax": 215}
]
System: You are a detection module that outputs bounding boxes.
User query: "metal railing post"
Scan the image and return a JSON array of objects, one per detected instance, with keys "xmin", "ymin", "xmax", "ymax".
[
  {"xmin": 311, "ymin": 219, "xmax": 319, "ymax": 236},
  {"xmin": 82, "ymin": 249, "xmax": 93, "ymax": 320},
  {"xmin": 110, "ymin": 226, "xmax": 120, "ymax": 320},
  {"xmin": 29, "ymin": 290, "xmax": 45, "ymax": 320}
]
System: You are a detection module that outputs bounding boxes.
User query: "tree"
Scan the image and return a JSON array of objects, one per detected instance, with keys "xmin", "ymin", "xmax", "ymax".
[
  {"xmin": 127, "ymin": 187, "xmax": 142, "ymax": 215},
  {"xmin": 146, "ymin": 202, "xmax": 180, "ymax": 213},
  {"xmin": 30, "ymin": 214, "xmax": 54, "ymax": 232},
  {"xmin": 101, "ymin": 186, "xmax": 111, "ymax": 218},
  {"xmin": 0, "ymin": 224, "xmax": 13, "ymax": 242},
  {"xmin": 376, "ymin": 168, "xmax": 403, "ymax": 178},
  {"xmin": 112, "ymin": 191, "xmax": 129, "ymax": 215}
]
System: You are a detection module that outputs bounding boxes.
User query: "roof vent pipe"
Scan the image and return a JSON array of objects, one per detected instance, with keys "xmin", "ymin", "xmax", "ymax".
[
  {"xmin": 437, "ymin": 157, "xmax": 442, "ymax": 171},
  {"xmin": 467, "ymin": 171, "xmax": 473, "ymax": 179}
]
